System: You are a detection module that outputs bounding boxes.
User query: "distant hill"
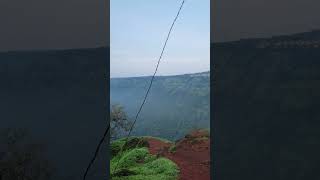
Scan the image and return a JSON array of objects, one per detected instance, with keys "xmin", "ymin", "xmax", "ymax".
[
  {"xmin": 110, "ymin": 71, "xmax": 210, "ymax": 140},
  {"xmin": 215, "ymin": 29, "xmax": 320, "ymax": 49},
  {"xmin": 213, "ymin": 30, "xmax": 320, "ymax": 180}
]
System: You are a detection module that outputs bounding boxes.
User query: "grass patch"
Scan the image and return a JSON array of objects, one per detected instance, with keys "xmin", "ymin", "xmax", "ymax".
[
  {"xmin": 111, "ymin": 137, "xmax": 149, "ymax": 157},
  {"xmin": 168, "ymin": 145, "xmax": 177, "ymax": 153},
  {"xmin": 111, "ymin": 138, "xmax": 179, "ymax": 180}
]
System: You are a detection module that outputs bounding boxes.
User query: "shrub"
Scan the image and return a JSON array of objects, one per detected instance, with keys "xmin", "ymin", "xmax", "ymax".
[{"xmin": 110, "ymin": 138, "xmax": 179, "ymax": 180}]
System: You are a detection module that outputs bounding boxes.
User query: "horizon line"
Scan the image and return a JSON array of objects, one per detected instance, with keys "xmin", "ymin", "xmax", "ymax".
[{"xmin": 110, "ymin": 70, "xmax": 210, "ymax": 79}]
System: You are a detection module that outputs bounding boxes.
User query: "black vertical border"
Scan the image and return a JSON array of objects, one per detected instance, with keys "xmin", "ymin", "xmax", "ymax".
[
  {"xmin": 106, "ymin": 0, "xmax": 110, "ymax": 179},
  {"xmin": 210, "ymin": 0, "xmax": 215, "ymax": 179}
]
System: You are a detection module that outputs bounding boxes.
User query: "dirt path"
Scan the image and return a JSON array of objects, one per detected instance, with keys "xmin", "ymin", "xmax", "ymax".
[{"xmin": 146, "ymin": 131, "xmax": 210, "ymax": 180}]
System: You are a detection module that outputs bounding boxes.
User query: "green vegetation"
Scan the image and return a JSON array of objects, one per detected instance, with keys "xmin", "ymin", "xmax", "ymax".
[
  {"xmin": 111, "ymin": 137, "xmax": 179, "ymax": 180},
  {"xmin": 0, "ymin": 128, "xmax": 53, "ymax": 180},
  {"xmin": 110, "ymin": 104, "xmax": 132, "ymax": 140},
  {"xmin": 111, "ymin": 137, "xmax": 149, "ymax": 157},
  {"xmin": 168, "ymin": 145, "xmax": 177, "ymax": 153},
  {"xmin": 110, "ymin": 72, "xmax": 210, "ymax": 140}
]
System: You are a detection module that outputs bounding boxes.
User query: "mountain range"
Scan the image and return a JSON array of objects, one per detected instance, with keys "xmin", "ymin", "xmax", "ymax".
[
  {"xmin": 2, "ymin": 29, "xmax": 320, "ymax": 179},
  {"xmin": 110, "ymin": 71, "xmax": 210, "ymax": 140}
]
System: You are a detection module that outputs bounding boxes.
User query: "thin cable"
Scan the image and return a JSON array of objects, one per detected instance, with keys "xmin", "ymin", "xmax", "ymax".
[
  {"xmin": 83, "ymin": 67, "xmax": 110, "ymax": 180},
  {"xmin": 83, "ymin": 125, "xmax": 110, "ymax": 180},
  {"xmin": 113, "ymin": 0, "xmax": 186, "ymax": 173}
]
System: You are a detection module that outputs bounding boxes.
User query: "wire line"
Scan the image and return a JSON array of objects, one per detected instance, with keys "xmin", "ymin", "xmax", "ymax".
[
  {"xmin": 83, "ymin": 125, "xmax": 110, "ymax": 180},
  {"xmin": 83, "ymin": 1, "xmax": 186, "ymax": 179},
  {"xmin": 113, "ymin": 0, "xmax": 186, "ymax": 173}
]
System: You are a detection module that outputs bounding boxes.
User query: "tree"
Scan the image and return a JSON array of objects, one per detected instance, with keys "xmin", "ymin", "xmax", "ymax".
[
  {"xmin": 110, "ymin": 104, "xmax": 132, "ymax": 140},
  {"xmin": 0, "ymin": 128, "xmax": 53, "ymax": 180}
]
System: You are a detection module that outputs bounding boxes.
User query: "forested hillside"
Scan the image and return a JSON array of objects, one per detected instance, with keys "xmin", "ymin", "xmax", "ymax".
[{"xmin": 110, "ymin": 72, "xmax": 210, "ymax": 140}]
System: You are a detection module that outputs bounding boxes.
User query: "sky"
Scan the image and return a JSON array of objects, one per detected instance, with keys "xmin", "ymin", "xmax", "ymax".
[
  {"xmin": 213, "ymin": 0, "xmax": 320, "ymax": 42},
  {"xmin": 1, "ymin": 0, "xmax": 319, "ymax": 60},
  {"xmin": 0, "ymin": 0, "xmax": 108, "ymax": 52},
  {"xmin": 110, "ymin": 0, "xmax": 210, "ymax": 78}
]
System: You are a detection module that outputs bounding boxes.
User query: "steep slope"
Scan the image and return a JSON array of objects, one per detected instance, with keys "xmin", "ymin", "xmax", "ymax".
[
  {"xmin": 110, "ymin": 72, "xmax": 210, "ymax": 140},
  {"xmin": 213, "ymin": 30, "xmax": 320, "ymax": 180},
  {"xmin": 147, "ymin": 129, "xmax": 210, "ymax": 180},
  {"xmin": 110, "ymin": 130, "xmax": 210, "ymax": 180}
]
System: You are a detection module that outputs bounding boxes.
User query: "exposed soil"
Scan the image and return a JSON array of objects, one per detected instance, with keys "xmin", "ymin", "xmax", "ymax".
[{"xmin": 146, "ymin": 130, "xmax": 210, "ymax": 180}]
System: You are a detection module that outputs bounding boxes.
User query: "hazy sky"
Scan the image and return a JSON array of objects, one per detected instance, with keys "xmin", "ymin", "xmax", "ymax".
[
  {"xmin": 0, "ymin": 0, "xmax": 108, "ymax": 52},
  {"xmin": 111, "ymin": 0, "xmax": 210, "ymax": 78},
  {"xmin": 213, "ymin": 0, "xmax": 320, "ymax": 42},
  {"xmin": 2, "ymin": 0, "xmax": 318, "ymax": 67}
]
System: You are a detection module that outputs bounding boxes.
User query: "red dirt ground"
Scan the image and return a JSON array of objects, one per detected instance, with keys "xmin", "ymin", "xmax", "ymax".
[{"xmin": 146, "ymin": 130, "xmax": 210, "ymax": 180}]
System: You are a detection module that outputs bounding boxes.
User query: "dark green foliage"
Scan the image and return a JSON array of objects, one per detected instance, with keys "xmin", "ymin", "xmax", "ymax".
[
  {"xmin": 110, "ymin": 138, "xmax": 179, "ymax": 180},
  {"xmin": 111, "ymin": 137, "xmax": 149, "ymax": 157},
  {"xmin": 0, "ymin": 128, "xmax": 53, "ymax": 180},
  {"xmin": 110, "ymin": 104, "xmax": 132, "ymax": 140},
  {"xmin": 168, "ymin": 145, "xmax": 176, "ymax": 153},
  {"xmin": 112, "ymin": 168, "xmax": 137, "ymax": 177}
]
